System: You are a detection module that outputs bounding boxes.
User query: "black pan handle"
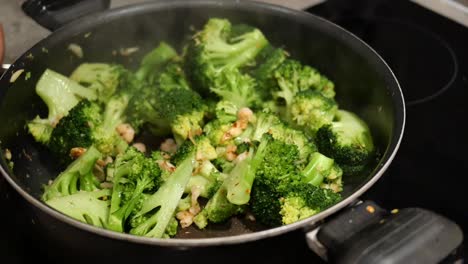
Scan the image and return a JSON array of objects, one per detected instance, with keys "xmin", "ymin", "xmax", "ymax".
[
  {"xmin": 306, "ymin": 201, "xmax": 464, "ymax": 263},
  {"xmin": 22, "ymin": 0, "xmax": 111, "ymax": 31}
]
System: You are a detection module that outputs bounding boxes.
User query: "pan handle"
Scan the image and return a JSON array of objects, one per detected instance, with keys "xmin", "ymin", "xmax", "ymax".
[
  {"xmin": 21, "ymin": 0, "xmax": 111, "ymax": 31},
  {"xmin": 305, "ymin": 201, "xmax": 464, "ymax": 263}
]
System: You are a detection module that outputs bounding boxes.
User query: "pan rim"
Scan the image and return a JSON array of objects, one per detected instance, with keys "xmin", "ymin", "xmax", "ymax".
[{"xmin": 0, "ymin": 0, "xmax": 405, "ymax": 247}]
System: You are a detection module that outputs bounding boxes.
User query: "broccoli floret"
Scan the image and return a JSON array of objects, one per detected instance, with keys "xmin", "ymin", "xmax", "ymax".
[
  {"xmin": 128, "ymin": 85, "xmax": 206, "ymax": 144},
  {"xmin": 48, "ymin": 95, "xmax": 129, "ymax": 161},
  {"xmin": 157, "ymin": 58, "xmax": 191, "ymax": 91},
  {"xmin": 251, "ymin": 45, "xmax": 288, "ymax": 100},
  {"xmin": 193, "ymin": 182, "xmax": 246, "ymax": 229},
  {"xmin": 194, "ymin": 136, "xmax": 218, "ymax": 161},
  {"xmin": 252, "ymin": 182, "xmax": 340, "ymax": 227},
  {"xmin": 214, "ymin": 100, "xmax": 239, "ymax": 123},
  {"xmin": 225, "ymin": 136, "xmax": 270, "ymax": 205},
  {"xmin": 186, "ymin": 174, "xmax": 222, "ymax": 200},
  {"xmin": 170, "ymin": 140, "xmax": 195, "ymax": 165},
  {"xmin": 320, "ymin": 164, "xmax": 343, "ymax": 193},
  {"xmin": 48, "ymin": 100, "xmax": 102, "ymax": 163},
  {"xmin": 286, "ymin": 90, "xmax": 338, "ymax": 137},
  {"xmin": 301, "ymin": 152, "xmax": 336, "ymax": 186},
  {"xmin": 45, "ymin": 189, "xmax": 111, "ymax": 228},
  {"xmin": 70, "ymin": 63, "xmax": 123, "ymax": 103},
  {"xmin": 251, "ymin": 111, "xmax": 282, "ymax": 142},
  {"xmin": 279, "ymin": 183, "xmax": 341, "ymax": 225},
  {"xmin": 179, "ymin": 137, "xmax": 223, "ymax": 198},
  {"xmin": 249, "ymin": 135, "xmax": 301, "ymax": 226},
  {"xmin": 27, "ymin": 69, "xmax": 97, "ymax": 144},
  {"xmin": 273, "ymin": 59, "xmax": 335, "ymax": 104},
  {"xmin": 185, "ymin": 18, "xmax": 268, "ymax": 96},
  {"xmin": 135, "ymin": 42, "xmax": 178, "ymax": 83},
  {"xmin": 42, "ymin": 146, "xmax": 102, "ymax": 201},
  {"xmin": 251, "ymin": 173, "xmax": 342, "ymax": 227},
  {"xmin": 130, "ymin": 149, "xmax": 196, "ymax": 238},
  {"xmin": 235, "ymin": 142, "xmax": 250, "ymax": 155},
  {"xmin": 128, "ymin": 44, "xmax": 201, "ymax": 138},
  {"xmin": 193, "ymin": 138, "xmax": 270, "ymax": 229},
  {"xmin": 210, "ymin": 68, "xmax": 261, "ymax": 109},
  {"xmin": 170, "ymin": 107, "xmax": 206, "ymax": 145},
  {"xmin": 107, "ymin": 147, "xmax": 162, "ymax": 232},
  {"xmin": 185, "ymin": 160, "xmax": 225, "ymax": 201},
  {"xmin": 249, "ymin": 136, "xmax": 341, "ymax": 227},
  {"xmin": 256, "ymin": 134, "xmax": 300, "ymax": 179},
  {"xmin": 316, "ymin": 109, "xmax": 374, "ymax": 169},
  {"xmin": 269, "ymin": 124, "xmax": 316, "ymax": 167},
  {"xmin": 203, "ymin": 100, "xmax": 239, "ymax": 146},
  {"xmin": 252, "ymin": 112, "xmax": 316, "ymax": 166},
  {"xmin": 211, "ymin": 156, "xmax": 235, "ymax": 174}
]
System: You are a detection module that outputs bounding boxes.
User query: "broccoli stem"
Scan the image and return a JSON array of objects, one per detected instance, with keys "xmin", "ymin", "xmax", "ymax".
[
  {"xmin": 302, "ymin": 152, "xmax": 334, "ymax": 186},
  {"xmin": 36, "ymin": 69, "xmax": 97, "ymax": 120},
  {"xmin": 79, "ymin": 172, "xmax": 100, "ymax": 192},
  {"xmin": 45, "ymin": 189, "xmax": 111, "ymax": 228},
  {"xmin": 108, "ymin": 177, "xmax": 151, "ymax": 232},
  {"xmin": 131, "ymin": 152, "xmax": 196, "ymax": 238},
  {"xmin": 226, "ymin": 138, "xmax": 269, "ymax": 205},
  {"xmin": 42, "ymin": 146, "xmax": 102, "ymax": 201}
]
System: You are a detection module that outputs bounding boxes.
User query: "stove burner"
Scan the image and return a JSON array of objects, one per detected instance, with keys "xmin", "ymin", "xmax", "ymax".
[{"xmin": 335, "ymin": 18, "xmax": 459, "ymax": 106}]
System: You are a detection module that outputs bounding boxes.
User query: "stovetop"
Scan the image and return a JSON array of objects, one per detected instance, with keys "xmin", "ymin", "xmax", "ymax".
[
  {"xmin": 308, "ymin": 0, "xmax": 468, "ymax": 232},
  {"xmin": 1, "ymin": 0, "xmax": 468, "ymax": 263}
]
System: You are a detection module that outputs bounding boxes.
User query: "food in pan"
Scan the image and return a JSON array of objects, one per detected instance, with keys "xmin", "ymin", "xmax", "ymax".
[{"xmin": 26, "ymin": 18, "xmax": 375, "ymax": 238}]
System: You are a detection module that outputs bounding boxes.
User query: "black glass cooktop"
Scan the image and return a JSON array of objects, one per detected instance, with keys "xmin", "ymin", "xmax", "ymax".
[
  {"xmin": 308, "ymin": 0, "xmax": 468, "ymax": 254},
  {"xmin": 1, "ymin": 0, "xmax": 467, "ymax": 262}
]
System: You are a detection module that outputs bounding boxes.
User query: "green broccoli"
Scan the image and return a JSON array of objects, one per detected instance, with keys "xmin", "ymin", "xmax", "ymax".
[
  {"xmin": 31, "ymin": 18, "xmax": 375, "ymax": 238},
  {"xmin": 27, "ymin": 69, "xmax": 97, "ymax": 144},
  {"xmin": 193, "ymin": 183, "xmax": 245, "ymax": 229},
  {"xmin": 301, "ymin": 152, "xmax": 336, "ymax": 187},
  {"xmin": 251, "ymin": 45, "xmax": 288, "ymax": 100},
  {"xmin": 279, "ymin": 183, "xmax": 341, "ymax": 225},
  {"xmin": 193, "ymin": 138, "xmax": 269, "ymax": 229},
  {"xmin": 320, "ymin": 164, "xmax": 343, "ymax": 193},
  {"xmin": 193, "ymin": 149, "xmax": 254, "ymax": 228},
  {"xmin": 48, "ymin": 95, "xmax": 129, "ymax": 160},
  {"xmin": 156, "ymin": 58, "xmax": 191, "ymax": 91},
  {"xmin": 185, "ymin": 18, "xmax": 268, "ymax": 95},
  {"xmin": 135, "ymin": 42, "xmax": 178, "ymax": 83},
  {"xmin": 252, "ymin": 111, "xmax": 316, "ymax": 167},
  {"xmin": 48, "ymin": 100, "xmax": 101, "ymax": 164},
  {"xmin": 42, "ymin": 146, "xmax": 102, "ymax": 201},
  {"xmin": 214, "ymin": 100, "xmax": 239, "ymax": 123},
  {"xmin": 250, "ymin": 137, "xmax": 341, "ymax": 227},
  {"xmin": 93, "ymin": 95, "xmax": 129, "ymax": 155},
  {"xmin": 179, "ymin": 137, "xmax": 223, "ymax": 198},
  {"xmin": 107, "ymin": 147, "xmax": 162, "ymax": 232},
  {"xmin": 203, "ymin": 100, "xmax": 239, "ymax": 146},
  {"xmin": 70, "ymin": 63, "xmax": 123, "ymax": 103},
  {"xmin": 45, "ymin": 189, "xmax": 111, "ymax": 228},
  {"xmin": 129, "ymin": 142, "xmax": 196, "ymax": 238},
  {"xmin": 127, "ymin": 83, "xmax": 206, "ymax": 144},
  {"xmin": 315, "ymin": 109, "xmax": 374, "ymax": 171},
  {"xmin": 210, "ymin": 68, "xmax": 261, "ymax": 109},
  {"xmin": 273, "ymin": 59, "xmax": 335, "ymax": 104},
  {"xmin": 286, "ymin": 90, "xmax": 338, "ymax": 136},
  {"xmin": 225, "ymin": 136, "xmax": 270, "ymax": 205}
]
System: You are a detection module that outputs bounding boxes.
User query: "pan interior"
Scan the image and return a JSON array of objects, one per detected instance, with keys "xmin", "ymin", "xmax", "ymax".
[{"xmin": 0, "ymin": 2, "xmax": 401, "ymax": 240}]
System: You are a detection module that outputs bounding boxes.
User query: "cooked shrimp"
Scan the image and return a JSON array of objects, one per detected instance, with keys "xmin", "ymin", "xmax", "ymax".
[{"xmin": 116, "ymin": 123, "xmax": 135, "ymax": 143}]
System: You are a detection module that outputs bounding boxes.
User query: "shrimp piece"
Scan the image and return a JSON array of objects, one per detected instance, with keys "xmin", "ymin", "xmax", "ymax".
[{"xmin": 116, "ymin": 123, "xmax": 135, "ymax": 143}]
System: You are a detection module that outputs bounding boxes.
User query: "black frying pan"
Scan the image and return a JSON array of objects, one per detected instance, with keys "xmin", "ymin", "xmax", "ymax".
[{"xmin": 0, "ymin": 0, "xmax": 462, "ymax": 263}]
